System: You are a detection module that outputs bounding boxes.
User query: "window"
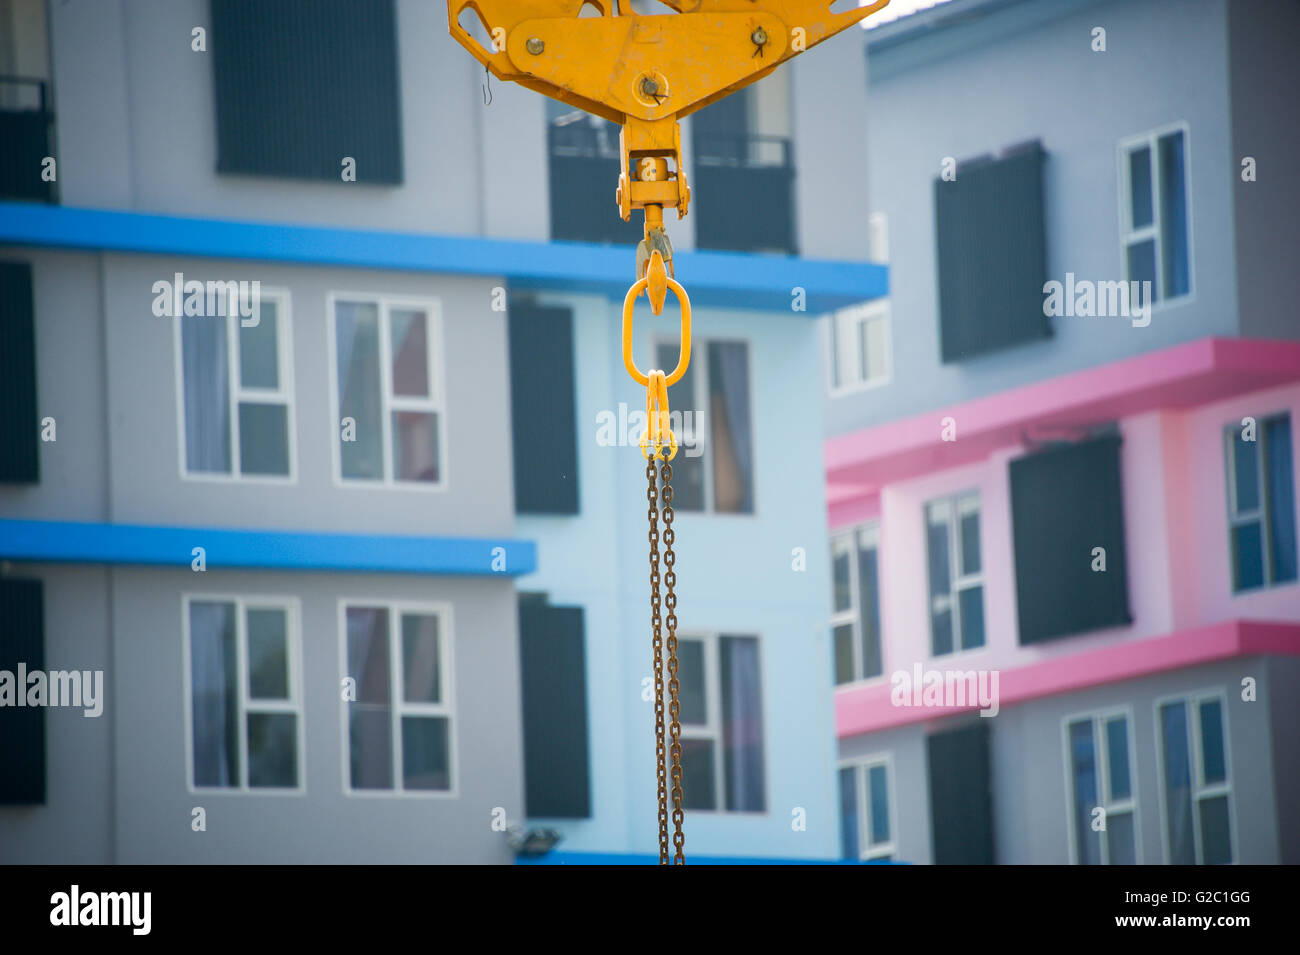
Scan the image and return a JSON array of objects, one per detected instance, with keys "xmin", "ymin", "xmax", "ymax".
[
  {"xmin": 1157, "ymin": 692, "xmax": 1233, "ymax": 864},
  {"xmin": 839, "ymin": 756, "xmax": 894, "ymax": 861},
  {"xmin": 176, "ymin": 291, "xmax": 295, "ymax": 480},
  {"xmin": 1224, "ymin": 413, "xmax": 1297, "ymax": 592},
  {"xmin": 829, "ymin": 301, "xmax": 891, "ymax": 394},
  {"xmin": 185, "ymin": 596, "xmax": 302, "ymax": 791},
  {"xmin": 674, "ymin": 634, "xmax": 765, "ymax": 812},
  {"xmin": 925, "ymin": 493, "xmax": 985, "ymax": 656},
  {"xmin": 0, "ymin": 260, "xmax": 38, "ymax": 482},
  {"xmin": 330, "ymin": 295, "xmax": 446, "ymax": 487},
  {"xmin": 654, "ymin": 340, "xmax": 754, "ymax": 513},
  {"xmin": 1120, "ymin": 124, "xmax": 1191, "ymax": 307},
  {"xmin": 0, "ymin": 577, "xmax": 44, "ymax": 804},
  {"xmin": 830, "ymin": 522, "xmax": 883, "ymax": 684},
  {"xmin": 1064, "ymin": 711, "xmax": 1138, "ymax": 864},
  {"xmin": 342, "ymin": 602, "xmax": 455, "ymax": 794},
  {"xmin": 210, "ymin": 0, "xmax": 402, "ymax": 183}
]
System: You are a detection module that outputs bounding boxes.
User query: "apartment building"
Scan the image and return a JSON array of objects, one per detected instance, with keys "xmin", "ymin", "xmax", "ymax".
[
  {"xmin": 825, "ymin": 0, "xmax": 1300, "ymax": 864},
  {"xmin": 0, "ymin": 0, "xmax": 885, "ymax": 862}
]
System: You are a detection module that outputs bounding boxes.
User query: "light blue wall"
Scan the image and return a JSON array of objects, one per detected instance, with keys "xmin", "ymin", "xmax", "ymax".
[
  {"xmin": 825, "ymin": 0, "xmax": 1243, "ymax": 436},
  {"xmin": 517, "ymin": 294, "xmax": 840, "ymax": 859}
]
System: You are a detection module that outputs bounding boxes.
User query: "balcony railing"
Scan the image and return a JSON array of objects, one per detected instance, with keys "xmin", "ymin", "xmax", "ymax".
[
  {"xmin": 693, "ymin": 132, "xmax": 796, "ymax": 255},
  {"xmin": 0, "ymin": 76, "xmax": 56, "ymax": 203},
  {"xmin": 548, "ymin": 116, "xmax": 642, "ymax": 245}
]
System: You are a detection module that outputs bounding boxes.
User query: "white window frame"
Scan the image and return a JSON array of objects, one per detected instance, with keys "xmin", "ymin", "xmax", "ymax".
[
  {"xmin": 338, "ymin": 599, "xmax": 458, "ymax": 798},
  {"xmin": 925, "ymin": 491, "xmax": 985, "ymax": 658},
  {"xmin": 1117, "ymin": 121, "xmax": 1194, "ymax": 310},
  {"xmin": 839, "ymin": 753, "xmax": 896, "ymax": 861},
  {"xmin": 830, "ymin": 521, "xmax": 884, "ymax": 686},
  {"xmin": 173, "ymin": 287, "xmax": 297, "ymax": 483},
  {"xmin": 652, "ymin": 336, "xmax": 757, "ymax": 516},
  {"xmin": 1060, "ymin": 706, "xmax": 1140, "ymax": 865},
  {"xmin": 1153, "ymin": 688, "xmax": 1236, "ymax": 865},
  {"xmin": 327, "ymin": 293, "xmax": 448, "ymax": 491},
  {"xmin": 828, "ymin": 299, "xmax": 892, "ymax": 397},
  {"xmin": 182, "ymin": 593, "xmax": 305, "ymax": 795},
  {"xmin": 1223, "ymin": 411, "xmax": 1294, "ymax": 592},
  {"xmin": 673, "ymin": 631, "xmax": 767, "ymax": 815}
]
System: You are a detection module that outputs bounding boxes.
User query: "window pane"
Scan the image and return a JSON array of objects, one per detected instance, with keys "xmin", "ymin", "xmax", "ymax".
[
  {"xmin": 931, "ymin": 604, "xmax": 954, "ymax": 657},
  {"xmin": 246, "ymin": 608, "xmax": 288, "ymax": 700},
  {"xmin": 1106, "ymin": 810, "xmax": 1137, "ymax": 865},
  {"xmin": 238, "ymin": 402, "xmax": 290, "ymax": 476},
  {"xmin": 677, "ymin": 639, "xmax": 706, "ymax": 725},
  {"xmin": 346, "ymin": 607, "xmax": 390, "ymax": 704},
  {"xmin": 829, "ymin": 313, "xmax": 844, "ymax": 390},
  {"xmin": 839, "ymin": 767, "xmax": 859, "ymax": 860},
  {"xmin": 1128, "ymin": 145, "xmax": 1153, "ymax": 229},
  {"xmin": 401, "ymin": 716, "xmax": 451, "ymax": 791},
  {"xmin": 401, "ymin": 613, "xmax": 441, "ymax": 704},
  {"xmin": 958, "ymin": 585, "xmax": 985, "ymax": 651},
  {"xmin": 1198, "ymin": 698, "xmax": 1226, "ymax": 785},
  {"xmin": 926, "ymin": 505, "xmax": 951, "ymax": 597},
  {"xmin": 391, "ymin": 410, "xmax": 440, "ymax": 482},
  {"xmin": 720, "ymin": 635, "xmax": 765, "ymax": 812},
  {"xmin": 349, "ymin": 709, "xmax": 392, "ymax": 790},
  {"xmin": 336, "ymin": 302, "xmax": 384, "ymax": 480},
  {"xmin": 1106, "ymin": 716, "xmax": 1131, "ymax": 801},
  {"xmin": 831, "ymin": 537, "xmax": 852, "ymax": 613},
  {"xmin": 190, "ymin": 601, "xmax": 239, "ymax": 787},
  {"xmin": 868, "ymin": 764, "xmax": 890, "ymax": 846},
  {"xmin": 1230, "ymin": 430, "xmax": 1260, "ymax": 513},
  {"xmin": 857, "ymin": 540, "xmax": 883, "ymax": 679},
  {"xmin": 680, "ymin": 738, "xmax": 717, "ymax": 810},
  {"xmin": 238, "ymin": 300, "xmax": 279, "ymax": 389},
  {"xmin": 657, "ymin": 342, "xmax": 704, "ymax": 510},
  {"xmin": 833, "ymin": 624, "xmax": 855, "ymax": 685},
  {"xmin": 708, "ymin": 342, "xmax": 754, "ymax": 514},
  {"xmin": 390, "ymin": 308, "xmax": 430, "ymax": 397},
  {"xmin": 958, "ymin": 501, "xmax": 981, "ymax": 576},
  {"xmin": 1160, "ymin": 701, "xmax": 1196, "ymax": 865},
  {"xmin": 1199, "ymin": 795, "xmax": 1233, "ymax": 865},
  {"xmin": 247, "ymin": 712, "xmax": 297, "ymax": 788},
  {"xmin": 1069, "ymin": 719, "xmax": 1101, "ymax": 865},
  {"xmin": 1127, "ymin": 239, "xmax": 1158, "ymax": 304},
  {"xmin": 1158, "ymin": 131, "xmax": 1190, "ymax": 299},
  {"xmin": 1231, "ymin": 522, "xmax": 1265, "ymax": 591},
  {"xmin": 181, "ymin": 314, "xmax": 231, "ymax": 473},
  {"xmin": 860, "ymin": 315, "xmax": 887, "ymax": 383},
  {"xmin": 1265, "ymin": 415, "xmax": 1298, "ymax": 584}
]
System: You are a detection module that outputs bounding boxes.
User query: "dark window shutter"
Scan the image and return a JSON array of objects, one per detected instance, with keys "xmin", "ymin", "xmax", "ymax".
[
  {"xmin": 210, "ymin": 0, "xmax": 403, "ymax": 183},
  {"xmin": 547, "ymin": 120, "xmax": 643, "ymax": 244},
  {"xmin": 508, "ymin": 302, "xmax": 579, "ymax": 514},
  {"xmin": 518, "ymin": 597, "xmax": 590, "ymax": 818},
  {"xmin": 0, "ymin": 578, "xmax": 46, "ymax": 805},
  {"xmin": 935, "ymin": 142, "xmax": 1050, "ymax": 362},
  {"xmin": 927, "ymin": 721, "xmax": 994, "ymax": 864},
  {"xmin": 1011, "ymin": 434, "xmax": 1132, "ymax": 644},
  {"xmin": 0, "ymin": 261, "xmax": 39, "ymax": 483}
]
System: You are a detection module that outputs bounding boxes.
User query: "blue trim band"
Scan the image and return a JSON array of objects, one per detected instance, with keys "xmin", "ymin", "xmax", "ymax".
[
  {"xmin": 0, "ymin": 202, "xmax": 888, "ymax": 313},
  {"xmin": 516, "ymin": 851, "xmax": 900, "ymax": 865},
  {"xmin": 0, "ymin": 519, "xmax": 536, "ymax": 577}
]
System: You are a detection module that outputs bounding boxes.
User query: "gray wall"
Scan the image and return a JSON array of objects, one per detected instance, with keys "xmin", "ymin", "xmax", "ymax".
[{"xmin": 825, "ymin": 0, "xmax": 1244, "ymax": 437}]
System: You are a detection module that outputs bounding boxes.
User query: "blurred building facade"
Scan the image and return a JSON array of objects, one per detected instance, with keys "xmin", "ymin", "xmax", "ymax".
[
  {"xmin": 826, "ymin": 0, "xmax": 1300, "ymax": 864},
  {"xmin": 0, "ymin": 0, "xmax": 885, "ymax": 862}
]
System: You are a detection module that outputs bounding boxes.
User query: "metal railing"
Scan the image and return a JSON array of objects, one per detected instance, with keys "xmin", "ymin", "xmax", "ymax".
[{"xmin": 0, "ymin": 76, "xmax": 56, "ymax": 203}]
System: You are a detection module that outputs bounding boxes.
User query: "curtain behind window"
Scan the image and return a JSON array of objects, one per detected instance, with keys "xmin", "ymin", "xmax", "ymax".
[
  {"xmin": 182, "ymin": 315, "xmax": 230, "ymax": 472},
  {"xmin": 720, "ymin": 635, "xmax": 764, "ymax": 811},
  {"xmin": 190, "ymin": 601, "xmax": 238, "ymax": 787},
  {"xmin": 709, "ymin": 343, "xmax": 753, "ymax": 513}
]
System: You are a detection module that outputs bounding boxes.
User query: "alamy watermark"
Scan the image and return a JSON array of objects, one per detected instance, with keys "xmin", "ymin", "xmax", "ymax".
[
  {"xmin": 595, "ymin": 403, "xmax": 705, "ymax": 457},
  {"xmin": 1043, "ymin": 272, "xmax": 1152, "ymax": 328},
  {"xmin": 890, "ymin": 664, "xmax": 999, "ymax": 717},
  {"xmin": 0, "ymin": 665, "xmax": 103, "ymax": 717},
  {"xmin": 151, "ymin": 272, "xmax": 261, "ymax": 327}
]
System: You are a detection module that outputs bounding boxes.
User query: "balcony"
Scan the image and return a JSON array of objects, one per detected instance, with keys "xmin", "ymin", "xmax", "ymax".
[
  {"xmin": 547, "ymin": 116, "xmax": 642, "ymax": 246},
  {"xmin": 0, "ymin": 76, "xmax": 55, "ymax": 203},
  {"xmin": 693, "ymin": 132, "xmax": 796, "ymax": 256}
]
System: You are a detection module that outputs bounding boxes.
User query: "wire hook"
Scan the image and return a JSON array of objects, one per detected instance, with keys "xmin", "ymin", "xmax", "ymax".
[{"xmin": 483, "ymin": 65, "xmax": 493, "ymax": 106}]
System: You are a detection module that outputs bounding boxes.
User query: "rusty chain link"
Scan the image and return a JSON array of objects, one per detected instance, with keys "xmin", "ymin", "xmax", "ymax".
[
  {"xmin": 661, "ymin": 459, "xmax": 685, "ymax": 864},
  {"xmin": 647, "ymin": 457, "xmax": 669, "ymax": 864}
]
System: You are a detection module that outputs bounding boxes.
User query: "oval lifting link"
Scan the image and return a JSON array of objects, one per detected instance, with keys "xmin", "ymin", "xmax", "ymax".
[{"xmin": 447, "ymin": 0, "xmax": 895, "ymax": 866}]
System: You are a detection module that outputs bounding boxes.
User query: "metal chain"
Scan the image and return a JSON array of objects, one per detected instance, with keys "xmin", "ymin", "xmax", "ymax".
[
  {"xmin": 661, "ymin": 459, "xmax": 685, "ymax": 864},
  {"xmin": 647, "ymin": 457, "xmax": 669, "ymax": 865}
]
